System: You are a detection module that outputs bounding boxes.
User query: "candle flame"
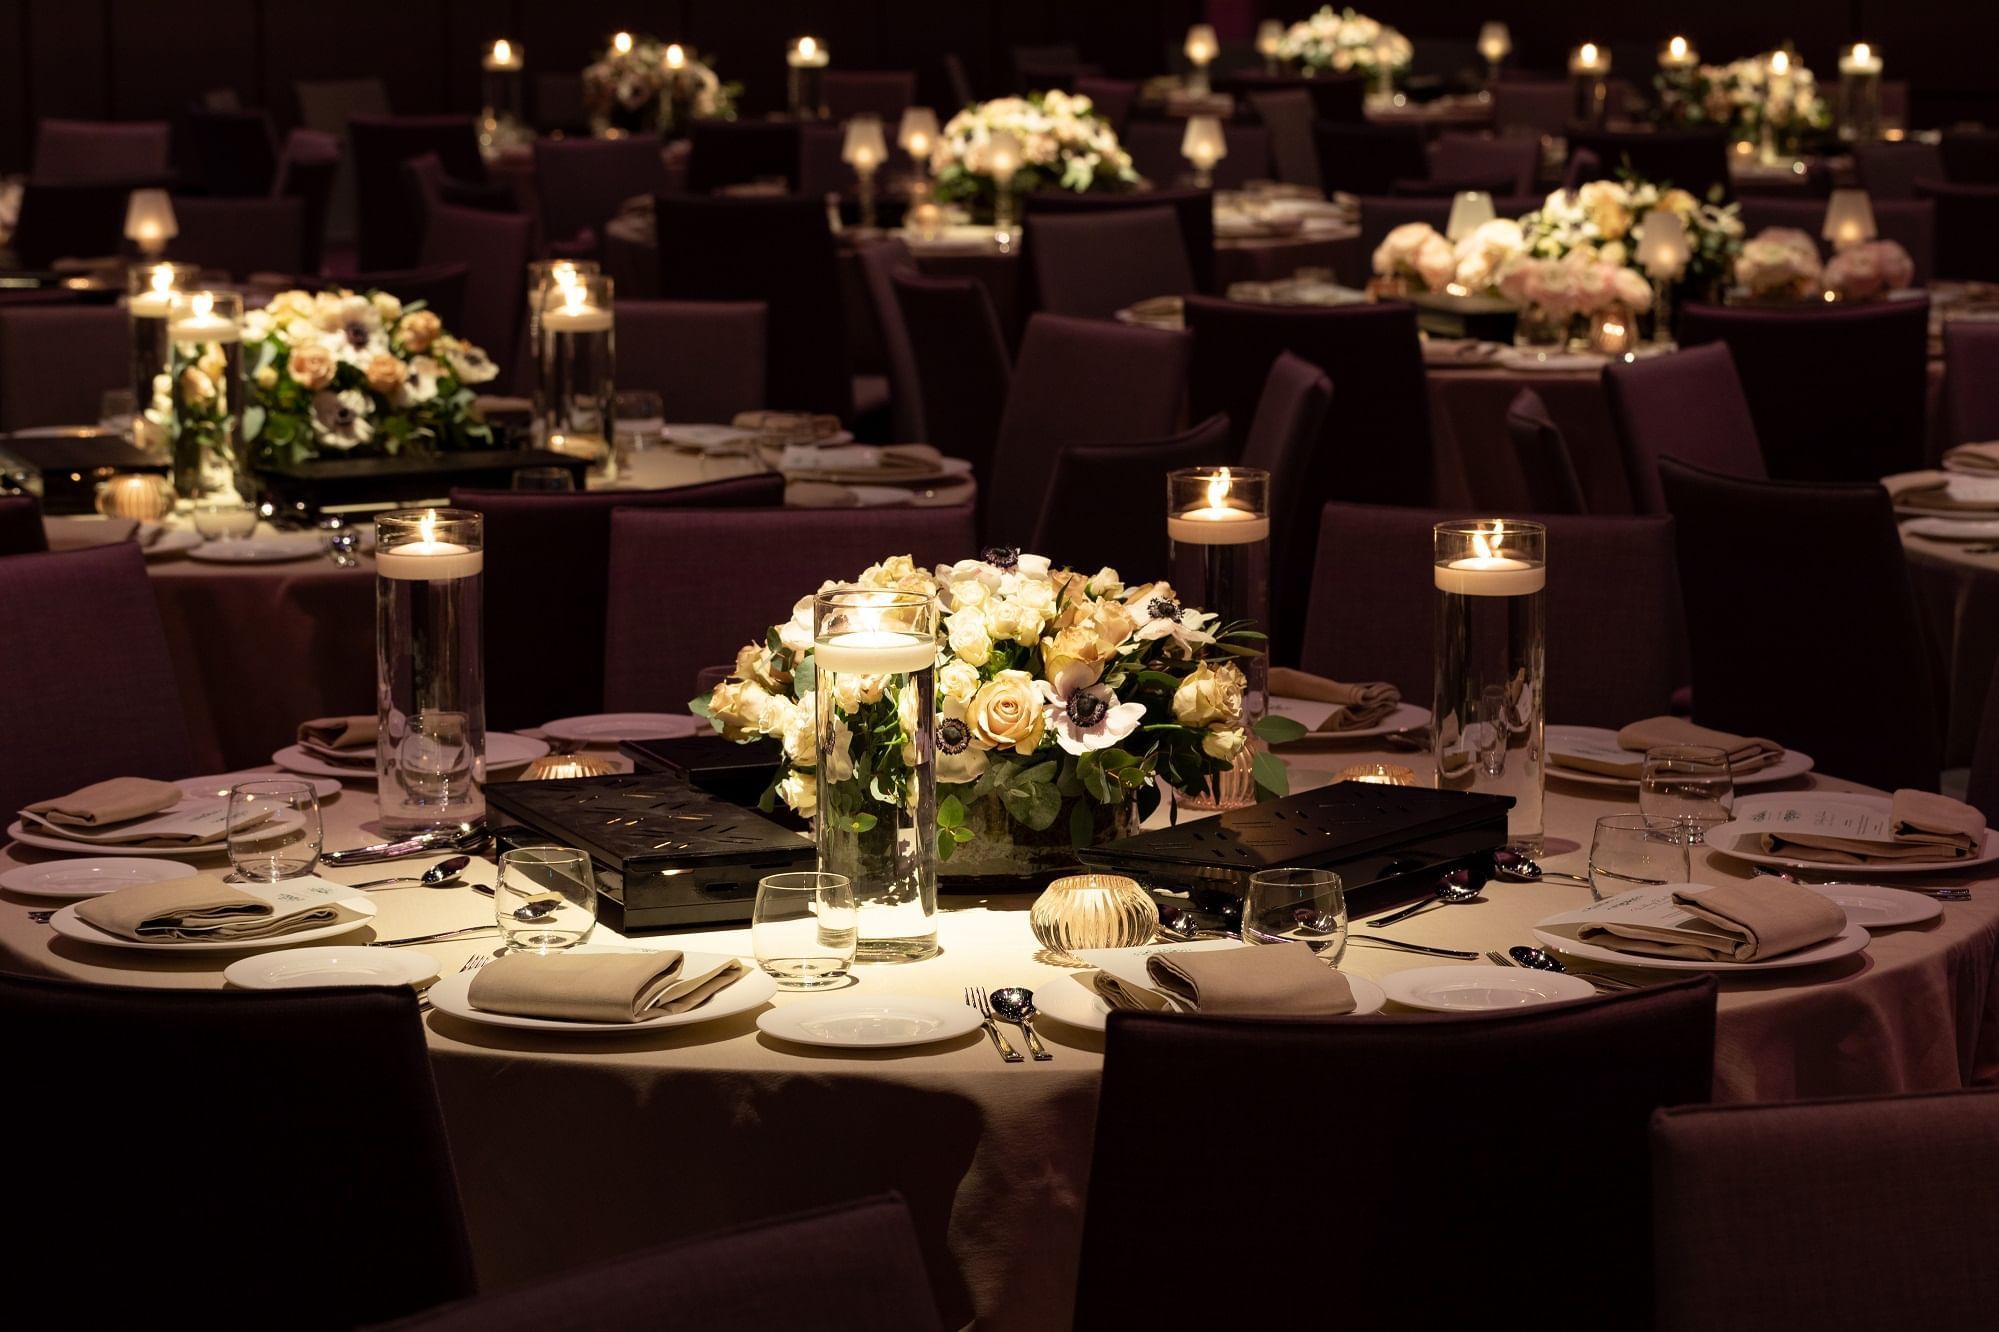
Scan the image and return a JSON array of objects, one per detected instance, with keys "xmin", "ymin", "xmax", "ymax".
[
  {"xmin": 1851, "ymin": 42, "xmax": 1871, "ymax": 63},
  {"xmin": 191, "ymin": 292, "xmax": 213, "ymax": 319},
  {"xmin": 562, "ymin": 283, "xmax": 587, "ymax": 314},
  {"xmin": 149, "ymin": 265, "xmax": 174, "ymax": 294},
  {"xmin": 612, "ymin": 31, "xmax": 632, "ymax": 55},
  {"xmin": 665, "ymin": 43, "xmax": 684, "ymax": 68},
  {"xmin": 491, "ymin": 39, "xmax": 512, "ymax": 64},
  {"xmin": 1205, "ymin": 468, "xmax": 1231, "ymax": 510},
  {"xmin": 1770, "ymin": 50, "xmax": 1790, "ymax": 76},
  {"xmin": 419, "ymin": 509, "xmax": 437, "ymax": 544},
  {"xmin": 797, "ymin": 35, "xmax": 817, "ymax": 59},
  {"xmin": 1473, "ymin": 519, "xmax": 1505, "ymax": 561},
  {"xmin": 1579, "ymin": 42, "xmax": 1598, "ymax": 65},
  {"xmin": 1668, "ymin": 36, "xmax": 1688, "ymax": 59}
]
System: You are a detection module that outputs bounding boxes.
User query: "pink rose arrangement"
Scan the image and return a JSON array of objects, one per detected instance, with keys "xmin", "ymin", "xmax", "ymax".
[
  {"xmin": 1734, "ymin": 227, "xmax": 1824, "ymax": 301},
  {"xmin": 1824, "ymin": 240, "xmax": 1916, "ymax": 302}
]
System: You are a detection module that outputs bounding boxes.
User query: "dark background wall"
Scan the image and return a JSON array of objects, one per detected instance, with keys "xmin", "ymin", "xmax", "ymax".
[{"xmin": 0, "ymin": 0, "xmax": 1991, "ymax": 171}]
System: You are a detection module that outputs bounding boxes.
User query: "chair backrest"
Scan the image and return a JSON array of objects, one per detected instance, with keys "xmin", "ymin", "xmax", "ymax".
[
  {"xmin": 1737, "ymin": 196, "xmax": 1934, "ymax": 286},
  {"xmin": 853, "ymin": 240, "xmax": 923, "ymax": 443},
  {"xmin": 182, "ymin": 107, "xmax": 281, "ymax": 197},
  {"xmin": 612, "ymin": 300, "xmax": 769, "ymax": 423},
  {"xmin": 1505, "ymin": 388, "xmax": 1588, "ymax": 515},
  {"xmin": 1853, "ymin": 140, "xmax": 1946, "ymax": 200},
  {"xmin": 1431, "ymin": 132, "xmax": 1539, "ymax": 197},
  {"xmin": 1678, "ymin": 299, "xmax": 1930, "ymax": 482},
  {"xmin": 1021, "ymin": 187, "xmax": 1216, "ymax": 294},
  {"xmin": 1072, "ymin": 78, "xmax": 1138, "ymax": 132},
  {"xmin": 1119, "ymin": 121, "xmax": 1272, "ymax": 192},
  {"xmin": 0, "ymin": 306, "xmax": 127, "ymax": 430},
  {"xmin": 1078, "ymin": 978, "xmax": 1718, "ymax": 1329},
  {"xmin": 279, "ymin": 131, "xmax": 340, "ymax": 274},
  {"xmin": 169, "ymin": 195, "xmax": 306, "ymax": 279},
  {"xmin": 1971, "ymin": 654, "xmax": 1999, "ymax": 825},
  {"xmin": 0, "ymin": 494, "xmax": 49, "ymax": 556},
  {"xmin": 1302, "ymin": 502, "xmax": 1685, "ymax": 725},
  {"xmin": 823, "ymin": 72, "xmax": 918, "ymax": 123},
  {"xmin": 1312, "ymin": 122, "xmax": 1428, "ymax": 197},
  {"xmin": 603, "ymin": 504, "xmax": 978, "ymax": 711},
  {"xmin": 532, "ymin": 135, "xmax": 671, "ymax": 252},
  {"xmin": 687, "ymin": 121, "xmax": 803, "ymax": 194},
  {"xmin": 1651, "ymin": 1089, "xmax": 1999, "ymax": 1332},
  {"xmin": 347, "ymin": 115, "xmax": 487, "ymax": 271},
  {"xmin": 294, "ymin": 77, "xmax": 390, "ymax": 133},
  {"xmin": 986, "ymin": 313, "xmax": 1190, "ymax": 546},
  {"xmin": 1026, "ymin": 206, "xmax": 1196, "ymax": 321},
  {"xmin": 1216, "ymin": 71, "xmax": 1365, "ymax": 124},
  {"xmin": 0, "ymin": 972, "xmax": 473, "ymax": 1329},
  {"xmin": 943, "ymin": 53, "xmax": 975, "ymax": 110},
  {"xmin": 1493, "ymin": 81, "xmax": 1572, "ymax": 137},
  {"xmin": 1568, "ymin": 127, "xmax": 1731, "ymax": 201},
  {"xmin": 655, "ymin": 195, "xmax": 852, "ymax": 420},
  {"xmin": 892, "ymin": 271, "xmax": 1011, "ymax": 485},
  {"xmin": 1658, "ymin": 458, "xmax": 1941, "ymax": 790},
  {"xmin": 420, "ymin": 205, "xmax": 535, "ymax": 394},
  {"xmin": 1033, "ymin": 413, "xmax": 1233, "ymax": 574},
  {"xmin": 450, "ymin": 475, "xmax": 787, "ymax": 728},
  {"xmin": 8, "ymin": 176, "xmax": 172, "ymax": 269},
  {"xmin": 33, "ymin": 118, "xmax": 172, "ymax": 180},
  {"xmin": 0, "ymin": 544, "xmax": 193, "ymax": 821},
  {"xmin": 1940, "ymin": 128, "xmax": 1999, "ymax": 184},
  {"xmin": 1944, "ymin": 321, "xmax": 1999, "ymax": 448},
  {"xmin": 1247, "ymin": 89, "xmax": 1320, "ymax": 190},
  {"xmin": 1602, "ymin": 343, "xmax": 1767, "ymax": 514},
  {"xmin": 330, "ymin": 262, "xmax": 471, "ymax": 334},
  {"xmin": 1239, "ymin": 350, "xmax": 1332, "ymax": 640},
  {"xmin": 1916, "ymin": 179, "xmax": 1999, "ymax": 282}
]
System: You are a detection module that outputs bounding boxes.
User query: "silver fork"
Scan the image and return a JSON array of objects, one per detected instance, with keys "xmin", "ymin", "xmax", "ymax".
[
  {"xmin": 28, "ymin": 909, "xmax": 55, "ymax": 925},
  {"xmin": 1753, "ymin": 864, "xmax": 1972, "ymax": 902},
  {"xmin": 965, "ymin": 986, "xmax": 1023, "ymax": 1063},
  {"xmin": 1484, "ymin": 950, "xmax": 1516, "ymax": 967},
  {"xmin": 418, "ymin": 952, "xmax": 495, "ymax": 1011}
]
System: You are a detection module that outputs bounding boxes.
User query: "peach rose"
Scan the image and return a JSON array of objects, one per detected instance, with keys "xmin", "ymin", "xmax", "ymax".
[
  {"xmin": 288, "ymin": 343, "xmax": 336, "ymax": 391},
  {"xmin": 399, "ymin": 310, "xmax": 442, "ymax": 352},
  {"xmin": 364, "ymin": 353, "xmax": 407, "ymax": 395},
  {"xmin": 967, "ymin": 670, "xmax": 1046, "ymax": 755}
]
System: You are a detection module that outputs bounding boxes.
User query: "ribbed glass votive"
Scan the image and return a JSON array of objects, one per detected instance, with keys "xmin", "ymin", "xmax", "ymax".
[{"xmin": 1030, "ymin": 873, "xmax": 1160, "ymax": 956}]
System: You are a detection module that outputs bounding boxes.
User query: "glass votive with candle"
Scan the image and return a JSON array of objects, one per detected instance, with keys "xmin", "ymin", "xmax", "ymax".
[
  {"xmin": 1635, "ymin": 206, "xmax": 1690, "ymax": 336},
  {"xmin": 1031, "ymin": 872, "xmax": 1159, "ymax": 959},
  {"xmin": 166, "ymin": 291, "xmax": 244, "ymax": 502},
  {"xmin": 787, "ymin": 35, "xmax": 829, "ymax": 119},
  {"xmin": 126, "ymin": 261, "xmax": 198, "ymax": 455},
  {"xmin": 94, "ymin": 473, "xmax": 176, "ymax": 523},
  {"xmin": 842, "ymin": 113, "xmax": 889, "ymax": 229},
  {"xmin": 538, "ymin": 271, "xmax": 615, "ymax": 470},
  {"xmin": 1587, "ymin": 306, "xmax": 1634, "ymax": 356},
  {"xmin": 1181, "ymin": 115, "xmax": 1226, "ymax": 189},
  {"xmin": 1569, "ymin": 42, "xmax": 1611, "ymax": 128},
  {"xmin": 1446, "ymin": 190, "xmax": 1495, "ymax": 243},
  {"xmin": 813, "ymin": 587, "xmax": 939, "ymax": 962},
  {"xmin": 1658, "ymin": 35, "xmax": 1698, "ymax": 75},
  {"xmin": 1184, "ymin": 23, "xmax": 1219, "ymax": 95},
  {"xmin": 898, "ymin": 106, "xmax": 939, "ymax": 193},
  {"xmin": 480, "ymin": 38, "xmax": 525, "ymax": 148},
  {"xmin": 1838, "ymin": 42, "xmax": 1883, "ymax": 142},
  {"xmin": 525, "ymin": 258, "xmax": 599, "ymax": 434},
  {"xmin": 988, "ymin": 130, "xmax": 1024, "ymax": 242},
  {"xmin": 1257, "ymin": 19, "xmax": 1287, "ymax": 76},
  {"xmin": 1478, "ymin": 22, "xmax": 1511, "ymax": 81},
  {"xmin": 1335, "ymin": 763, "xmax": 1419, "ymax": 787},
  {"xmin": 1433, "ymin": 519, "xmax": 1547, "ymax": 851},
  {"xmin": 1822, "ymin": 189, "xmax": 1878, "ymax": 251},
  {"xmin": 374, "ymin": 509, "xmax": 487, "ymax": 836},
  {"xmin": 123, "ymin": 189, "xmax": 177, "ymax": 258},
  {"xmin": 1168, "ymin": 467, "xmax": 1271, "ymax": 811}
]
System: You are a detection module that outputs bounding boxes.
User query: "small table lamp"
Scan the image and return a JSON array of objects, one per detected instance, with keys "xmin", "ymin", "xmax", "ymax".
[{"xmin": 124, "ymin": 189, "xmax": 177, "ymax": 258}]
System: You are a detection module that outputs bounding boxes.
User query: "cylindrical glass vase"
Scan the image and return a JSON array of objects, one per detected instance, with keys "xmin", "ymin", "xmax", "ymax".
[
  {"xmin": 1433, "ymin": 518, "xmax": 1546, "ymax": 851},
  {"xmin": 538, "ymin": 271, "xmax": 615, "ymax": 467},
  {"xmin": 525, "ymin": 259, "xmax": 600, "ymax": 440},
  {"xmin": 127, "ymin": 262, "xmax": 198, "ymax": 459},
  {"xmin": 1168, "ymin": 466, "xmax": 1270, "ymax": 809},
  {"xmin": 787, "ymin": 54, "xmax": 828, "ymax": 119},
  {"xmin": 813, "ymin": 587, "xmax": 938, "ymax": 962},
  {"xmin": 167, "ymin": 291, "xmax": 244, "ymax": 502},
  {"xmin": 375, "ymin": 509, "xmax": 487, "ymax": 836},
  {"xmin": 1837, "ymin": 67, "xmax": 1882, "ymax": 142}
]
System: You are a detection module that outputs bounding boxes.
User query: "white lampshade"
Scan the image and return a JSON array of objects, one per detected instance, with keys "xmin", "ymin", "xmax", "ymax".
[
  {"xmin": 1635, "ymin": 207, "xmax": 1691, "ymax": 278},
  {"xmin": 1184, "ymin": 23, "xmax": 1219, "ymax": 66},
  {"xmin": 1256, "ymin": 19, "xmax": 1286, "ymax": 58},
  {"xmin": 1477, "ymin": 21, "xmax": 1512, "ymax": 62},
  {"xmin": 987, "ymin": 129, "xmax": 1022, "ymax": 179},
  {"xmin": 898, "ymin": 106, "xmax": 940, "ymax": 158},
  {"xmin": 1446, "ymin": 190, "xmax": 1495, "ymax": 242},
  {"xmin": 123, "ymin": 189, "xmax": 178, "ymax": 251},
  {"xmin": 483, "ymin": 38, "xmax": 522, "ymax": 71},
  {"xmin": 841, "ymin": 114, "xmax": 888, "ymax": 171},
  {"xmin": 1822, "ymin": 189, "xmax": 1879, "ymax": 248},
  {"xmin": 1181, "ymin": 116, "xmax": 1227, "ymax": 170}
]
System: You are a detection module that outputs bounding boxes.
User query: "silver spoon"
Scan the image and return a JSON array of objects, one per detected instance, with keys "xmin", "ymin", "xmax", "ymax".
[
  {"xmin": 1366, "ymin": 870, "xmax": 1482, "ymax": 928},
  {"xmin": 1490, "ymin": 849, "xmax": 1594, "ymax": 887},
  {"xmin": 1751, "ymin": 864, "xmax": 1971, "ymax": 901},
  {"xmin": 988, "ymin": 987, "xmax": 1053, "ymax": 1061},
  {"xmin": 350, "ymin": 855, "xmax": 472, "ymax": 891},
  {"xmin": 471, "ymin": 881, "xmax": 564, "ymax": 921},
  {"xmin": 1509, "ymin": 945, "xmax": 1637, "ymax": 991}
]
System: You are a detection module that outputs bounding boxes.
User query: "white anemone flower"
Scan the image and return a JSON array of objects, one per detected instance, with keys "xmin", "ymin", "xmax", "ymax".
[
  {"xmin": 1038, "ymin": 661, "xmax": 1145, "ymax": 756},
  {"xmin": 310, "ymin": 389, "xmax": 374, "ymax": 450}
]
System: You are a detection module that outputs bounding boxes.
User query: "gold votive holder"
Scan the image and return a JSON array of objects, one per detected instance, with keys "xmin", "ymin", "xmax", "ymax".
[
  {"xmin": 520, "ymin": 753, "xmax": 617, "ymax": 782},
  {"xmin": 1335, "ymin": 763, "xmax": 1419, "ymax": 787},
  {"xmin": 1588, "ymin": 306, "xmax": 1634, "ymax": 356},
  {"xmin": 94, "ymin": 473, "xmax": 176, "ymax": 522},
  {"xmin": 1030, "ymin": 873, "xmax": 1159, "ymax": 956}
]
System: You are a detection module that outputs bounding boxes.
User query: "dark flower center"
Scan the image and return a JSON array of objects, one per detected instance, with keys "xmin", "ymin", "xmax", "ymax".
[
  {"xmin": 332, "ymin": 403, "xmax": 354, "ymax": 426},
  {"xmin": 1148, "ymin": 597, "xmax": 1181, "ymax": 622},
  {"xmin": 938, "ymin": 717, "xmax": 971, "ymax": 754},
  {"xmin": 981, "ymin": 545, "xmax": 1020, "ymax": 571},
  {"xmin": 344, "ymin": 321, "xmax": 371, "ymax": 350},
  {"xmin": 1067, "ymin": 691, "xmax": 1110, "ymax": 729}
]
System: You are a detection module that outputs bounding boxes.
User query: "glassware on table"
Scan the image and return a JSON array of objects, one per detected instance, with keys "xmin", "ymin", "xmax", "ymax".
[
  {"xmin": 98, "ymin": 387, "xmax": 137, "ymax": 431},
  {"xmin": 753, "ymin": 871, "xmax": 858, "ymax": 988},
  {"xmin": 494, "ymin": 845, "xmax": 597, "ymax": 952},
  {"xmin": 226, "ymin": 780, "xmax": 324, "ymax": 882},
  {"xmin": 191, "ymin": 499, "xmax": 258, "ymax": 540},
  {"xmin": 511, "ymin": 466, "xmax": 576, "ymax": 492},
  {"xmin": 1638, "ymin": 745, "xmax": 1735, "ymax": 844},
  {"xmin": 1587, "ymin": 814, "xmax": 1692, "ymax": 902},
  {"xmin": 1242, "ymin": 867, "xmax": 1348, "ymax": 964}
]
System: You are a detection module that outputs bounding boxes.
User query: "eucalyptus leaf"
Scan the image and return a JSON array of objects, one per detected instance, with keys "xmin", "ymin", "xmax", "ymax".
[
  {"xmin": 1251, "ymin": 749, "xmax": 1289, "ymax": 799},
  {"xmin": 1002, "ymin": 780, "xmax": 1062, "ymax": 831},
  {"xmin": 938, "ymin": 793, "xmax": 966, "ymax": 829},
  {"xmin": 1254, "ymin": 715, "xmax": 1308, "ymax": 744},
  {"xmin": 1067, "ymin": 799, "xmax": 1095, "ymax": 848}
]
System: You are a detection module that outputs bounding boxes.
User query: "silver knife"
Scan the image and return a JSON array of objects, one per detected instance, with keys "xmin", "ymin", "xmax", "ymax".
[
  {"xmin": 1346, "ymin": 935, "xmax": 1480, "ymax": 960},
  {"xmin": 322, "ymin": 826, "xmax": 487, "ymax": 866}
]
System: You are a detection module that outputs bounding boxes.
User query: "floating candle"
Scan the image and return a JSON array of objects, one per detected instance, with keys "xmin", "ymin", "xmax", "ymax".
[
  {"xmin": 814, "ymin": 629, "xmax": 937, "ymax": 675},
  {"xmin": 1168, "ymin": 468, "xmax": 1271, "ymax": 545},
  {"xmin": 168, "ymin": 292, "xmax": 241, "ymax": 345},
  {"xmin": 1433, "ymin": 519, "xmax": 1546, "ymax": 596},
  {"xmin": 376, "ymin": 509, "xmax": 485, "ymax": 581}
]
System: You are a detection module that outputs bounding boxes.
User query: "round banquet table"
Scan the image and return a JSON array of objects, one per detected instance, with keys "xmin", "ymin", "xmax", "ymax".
[
  {"xmin": 3, "ymin": 745, "xmax": 1995, "ymax": 1332},
  {"xmin": 1900, "ymin": 528, "xmax": 1999, "ymax": 767}
]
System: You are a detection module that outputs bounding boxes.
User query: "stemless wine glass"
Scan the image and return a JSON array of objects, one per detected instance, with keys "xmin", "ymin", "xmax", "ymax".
[
  {"xmin": 1639, "ymin": 745, "xmax": 1735, "ymax": 843},
  {"xmin": 511, "ymin": 466, "xmax": 576, "ymax": 492},
  {"xmin": 495, "ymin": 845, "xmax": 597, "ymax": 953},
  {"xmin": 753, "ymin": 871, "xmax": 858, "ymax": 988},
  {"xmin": 1242, "ymin": 867, "xmax": 1347, "ymax": 964},
  {"xmin": 226, "ymin": 780, "xmax": 324, "ymax": 881},
  {"xmin": 1587, "ymin": 815, "xmax": 1692, "ymax": 903}
]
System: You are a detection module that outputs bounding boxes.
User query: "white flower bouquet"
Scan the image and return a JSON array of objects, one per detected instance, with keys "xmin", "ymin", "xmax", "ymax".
[
  {"xmin": 1734, "ymin": 227, "xmax": 1825, "ymax": 301},
  {"xmin": 1278, "ymin": 6, "xmax": 1412, "ymax": 78},
  {"xmin": 1656, "ymin": 51, "xmax": 1832, "ymax": 155},
  {"xmin": 1372, "ymin": 218, "xmax": 1528, "ymax": 295},
  {"xmin": 583, "ymin": 35, "xmax": 739, "ymax": 133},
  {"xmin": 1498, "ymin": 250, "xmax": 1656, "ymax": 321},
  {"xmin": 700, "ymin": 548, "xmax": 1291, "ymax": 876},
  {"xmin": 1824, "ymin": 240, "xmax": 1915, "ymax": 302},
  {"xmin": 1517, "ymin": 178, "xmax": 1744, "ymax": 296},
  {"xmin": 930, "ymin": 91, "xmax": 1139, "ymax": 214}
]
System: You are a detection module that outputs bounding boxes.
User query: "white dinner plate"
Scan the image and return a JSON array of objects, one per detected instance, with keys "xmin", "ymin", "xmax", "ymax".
[
  {"xmin": 0, "ymin": 856, "xmax": 198, "ymax": 900},
  {"xmin": 47, "ymin": 895, "xmax": 376, "ymax": 952},
  {"xmin": 174, "ymin": 772, "xmax": 342, "ymax": 802},
  {"xmin": 225, "ymin": 946, "xmax": 437, "ymax": 990},
  {"xmin": 756, "ymin": 994, "xmax": 983, "ymax": 1050},
  {"xmin": 1531, "ymin": 918, "xmax": 1871, "ymax": 973},
  {"xmin": 539, "ymin": 713, "xmax": 700, "ymax": 745},
  {"xmin": 6, "ymin": 806, "xmax": 307, "ymax": 858},
  {"xmin": 1267, "ymin": 696, "xmax": 1431, "ymax": 741},
  {"xmin": 1380, "ymin": 964, "xmax": 1595, "ymax": 1012},
  {"xmin": 185, "ymin": 534, "xmax": 325, "ymax": 564},
  {"xmin": 425, "ymin": 948, "xmax": 775, "ymax": 1033},
  {"xmin": 1803, "ymin": 883, "xmax": 1942, "ymax": 929},
  {"xmin": 1704, "ymin": 791, "xmax": 1999, "ymax": 876},
  {"xmin": 270, "ymin": 731, "xmax": 549, "ymax": 781},
  {"xmin": 139, "ymin": 528, "xmax": 203, "ymax": 559},
  {"xmin": 1033, "ymin": 967, "xmax": 1387, "ymax": 1032},
  {"xmin": 1901, "ymin": 516, "xmax": 1999, "ymax": 542},
  {"xmin": 1544, "ymin": 725, "xmax": 1816, "ymax": 789}
]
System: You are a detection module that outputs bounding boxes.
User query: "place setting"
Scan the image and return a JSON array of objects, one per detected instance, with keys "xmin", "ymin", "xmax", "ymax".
[
  {"xmin": 7, "ymin": 774, "xmax": 306, "ymax": 857},
  {"xmin": 1263, "ymin": 665, "xmax": 1429, "ymax": 745},
  {"xmin": 272, "ymin": 714, "xmax": 549, "ymax": 782},
  {"xmin": 1547, "ymin": 717, "xmax": 1815, "ymax": 789}
]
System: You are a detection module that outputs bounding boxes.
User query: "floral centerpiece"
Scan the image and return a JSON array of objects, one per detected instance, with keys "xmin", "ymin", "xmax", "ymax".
[
  {"xmin": 583, "ymin": 35, "xmax": 739, "ymax": 135},
  {"xmin": 170, "ymin": 288, "xmax": 498, "ymax": 477},
  {"xmin": 930, "ymin": 91, "xmax": 1138, "ymax": 218},
  {"xmin": 700, "ymin": 548, "xmax": 1291, "ymax": 880},
  {"xmin": 1278, "ymin": 7, "xmax": 1412, "ymax": 83},
  {"xmin": 1824, "ymin": 240, "xmax": 1915, "ymax": 301},
  {"xmin": 1734, "ymin": 227, "xmax": 1824, "ymax": 301},
  {"xmin": 1656, "ymin": 50, "xmax": 1832, "ymax": 156},
  {"xmin": 1516, "ymin": 178, "xmax": 1745, "ymax": 302},
  {"xmin": 1372, "ymin": 218, "xmax": 1526, "ymax": 295}
]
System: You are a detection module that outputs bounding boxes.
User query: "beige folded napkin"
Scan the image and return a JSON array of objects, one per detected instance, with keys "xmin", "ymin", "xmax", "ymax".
[
  {"xmin": 21, "ymin": 776, "xmax": 182, "ymax": 828},
  {"xmin": 1093, "ymin": 971, "xmax": 1175, "ymax": 1012},
  {"xmin": 1549, "ymin": 716, "xmax": 1784, "ymax": 779},
  {"xmin": 298, "ymin": 715, "xmax": 377, "ymax": 767},
  {"xmin": 731, "ymin": 410, "xmax": 843, "ymax": 444},
  {"xmin": 1760, "ymin": 789, "xmax": 1987, "ymax": 864},
  {"xmin": 1143, "ymin": 942, "xmax": 1356, "ymax": 1016},
  {"xmin": 469, "ymin": 950, "xmax": 749, "ymax": 1023},
  {"xmin": 75, "ymin": 877, "xmax": 364, "ymax": 942},
  {"xmin": 1886, "ymin": 470, "xmax": 1999, "ymax": 513},
  {"xmin": 1268, "ymin": 666, "xmax": 1401, "ymax": 732},
  {"xmin": 1944, "ymin": 441, "xmax": 1999, "ymax": 473},
  {"xmin": 1576, "ymin": 881, "xmax": 1846, "ymax": 963}
]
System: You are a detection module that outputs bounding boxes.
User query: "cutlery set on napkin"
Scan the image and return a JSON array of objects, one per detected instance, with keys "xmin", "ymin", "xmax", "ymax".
[
  {"xmin": 1740, "ymin": 790, "xmax": 1987, "ymax": 866},
  {"xmin": 1549, "ymin": 717, "xmax": 1785, "ymax": 779},
  {"xmin": 18, "ymin": 777, "xmax": 267, "ymax": 848},
  {"xmin": 1540, "ymin": 880, "xmax": 1847, "ymax": 964},
  {"xmin": 74, "ymin": 875, "xmax": 369, "ymax": 943}
]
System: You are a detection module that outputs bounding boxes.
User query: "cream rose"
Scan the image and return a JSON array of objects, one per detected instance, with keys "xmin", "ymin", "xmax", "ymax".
[
  {"xmin": 288, "ymin": 343, "xmax": 337, "ymax": 391},
  {"xmin": 399, "ymin": 309, "xmax": 442, "ymax": 352},
  {"xmin": 253, "ymin": 364, "xmax": 278, "ymax": 390},
  {"xmin": 948, "ymin": 609, "xmax": 993, "ymax": 667},
  {"xmin": 708, "ymin": 678, "xmax": 778, "ymax": 740},
  {"xmin": 178, "ymin": 365, "xmax": 216, "ymax": 406},
  {"xmin": 831, "ymin": 670, "xmax": 887, "ymax": 712},
  {"xmin": 734, "ymin": 643, "xmax": 790, "ymax": 691},
  {"xmin": 371, "ymin": 292, "xmax": 403, "ymax": 323},
  {"xmin": 1042, "ymin": 622, "xmax": 1118, "ymax": 685},
  {"xmin": 1173, "ymin": 661, "xmax": 1246, "ymax": 729},
  {"xmin": 1203, "ymin": 727, "xmax": 1248, "ymax": 761},
  {"xmin": 938, "ymin": 659, "xmax": 981, "ymax": 704},
  {"xmin": 777, "ymin": 770, "xmax": 818, "ymax": 818},
  {"xmin": 967, "ymin": 669, "xmax": 1046, "ymax": 755},
  {"xmin": 364, "ymin": 353, "xmax": 407, "ymax": 395}
]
